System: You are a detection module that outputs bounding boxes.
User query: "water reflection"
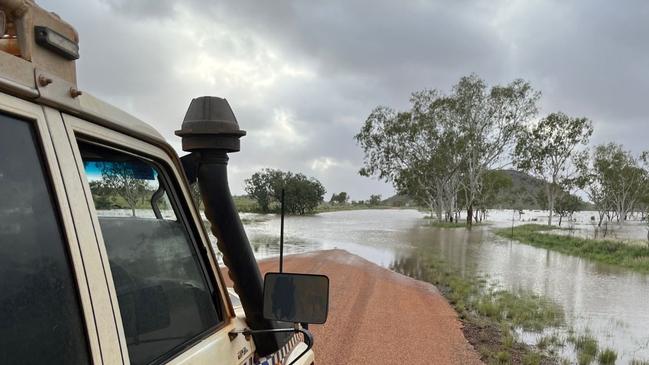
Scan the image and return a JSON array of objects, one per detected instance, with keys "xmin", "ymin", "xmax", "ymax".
[{"xmin": 234, "ymin": 209, "xmax": 649, "ymax": 363}]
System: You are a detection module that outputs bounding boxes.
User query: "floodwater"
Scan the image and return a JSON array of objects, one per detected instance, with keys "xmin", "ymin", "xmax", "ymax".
[{"xmin": 234, "ymin": 209, "xmax": 649, "ymax": 364}]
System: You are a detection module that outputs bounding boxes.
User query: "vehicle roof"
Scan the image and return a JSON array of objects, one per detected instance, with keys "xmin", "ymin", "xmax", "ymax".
[{"xmin": 69, "ymin": 92, "xmax": 166, "ymax": 144}]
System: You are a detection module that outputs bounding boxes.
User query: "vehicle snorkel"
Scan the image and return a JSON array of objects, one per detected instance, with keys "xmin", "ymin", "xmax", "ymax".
[{"xmin": 176, "ymin": 96, "xmax": 328, "ymax": 362}]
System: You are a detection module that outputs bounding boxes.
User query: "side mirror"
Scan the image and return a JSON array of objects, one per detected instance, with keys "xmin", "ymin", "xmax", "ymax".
[{"xmin": 262, "ymin": 272, "xmax": 329, "ymax": 324}]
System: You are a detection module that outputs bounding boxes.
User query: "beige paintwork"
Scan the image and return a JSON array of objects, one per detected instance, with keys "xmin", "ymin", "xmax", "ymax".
[
  {"xmin": 0, "ymin": 92, "xmax": 104, "ymax": 363},
  {"xmin": 1, "ymin": 1, "xmax": 315, "ymax": 364}
]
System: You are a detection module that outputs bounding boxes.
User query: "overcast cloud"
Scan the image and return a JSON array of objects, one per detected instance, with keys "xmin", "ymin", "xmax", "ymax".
[{"xmin": 40, "ymin": 0, "xmax": 649, "ymax": 199}]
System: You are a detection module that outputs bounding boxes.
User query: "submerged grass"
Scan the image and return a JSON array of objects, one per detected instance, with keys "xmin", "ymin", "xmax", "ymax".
[
  {"xmin": 597, "ymin": 348, "xmax": 617, "ymax": 365},
  {"xmin": 422, "ymin": 218, "xmax": 487, "ymax": 228},
  {"xmin": 571, "ymin": 333, "xmax": 598, "ymax": 365},
  {"xmin": 401, "ymin": 256, "xmax": 565, "ymax": 364},
  {"xmin": 430, "ymin": 221, "xmax": 471, "ymax": 228},
  {"xmin": 391, "ymin": 246, "xmax": 635, "ymax": 364},
  {"xmin": 422, "ymin": 258, "xmax": 565, "ymax": 332},
  {"xmin": 495, "ymin": 224, "xmax": 649, "ymax": 272}
]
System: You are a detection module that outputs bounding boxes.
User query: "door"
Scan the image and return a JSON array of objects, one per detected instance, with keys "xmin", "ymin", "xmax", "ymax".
[
  {"xmin": 0, "ymin": 94, "xmax": 100, "ymax": 364},
  {"xmin": 59, "ymin": 113, "xmax": 253, "ymax": 365}
]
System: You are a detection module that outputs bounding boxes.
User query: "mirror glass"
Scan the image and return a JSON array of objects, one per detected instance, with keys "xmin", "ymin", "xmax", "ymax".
[{"xmin": 263, "ymin": 273, "xmax": 329, "ymax": 324}]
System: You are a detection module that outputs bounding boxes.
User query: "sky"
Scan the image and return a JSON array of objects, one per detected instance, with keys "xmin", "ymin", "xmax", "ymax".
[{"xmin": 40, "ymin": 0, "xmax": 649, "ymax": 200}]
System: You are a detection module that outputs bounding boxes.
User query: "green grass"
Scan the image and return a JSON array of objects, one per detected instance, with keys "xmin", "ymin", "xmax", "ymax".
[
  {"xmin": 597, "ymin": 348, "xmax": 617, "ymax": 365},
  {"xmin": 430, "ymin": 221, "xmax": 471, "ymax": 228},
  {"xmin": 536, "ymin": 334, "xmax": 563, "ymax": 351},
  {"xmin": 475, "ymin": 289, "xmax": 564, "ymax": 331},
  {"xmin": 315, "ymin": 202, "xmax": 394, "ymax": 213},
  {"xmin": 522, "ymin": 351, "xmax": 542, "ymax": 365},
  {"xmin": 568, "ymin": 333, "xmax": 599, "ymax": 365},
  {"xmin": 232, "ymin": 195, "xmax": 260, "ymax": 213},
  {"xmin": 630, "ymin": 359, "xmax": 649, "ymax": 365},
  {"xmin": 425, "ymin": 261, "xmax": 564, "ymax": 331},
  {"xmin": 405, "ymin": 257, "xmax": 565, "ymax": 364},
  {"xmin": 495, "ymin": 224, "xmax": 649, "ymax": 272},
  {"xmin": 231, "ymin": 197, "xmax": 395, "ymax": 214}
]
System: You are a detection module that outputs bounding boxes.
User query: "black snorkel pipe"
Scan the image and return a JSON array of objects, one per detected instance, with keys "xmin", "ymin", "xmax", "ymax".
[{"xmin": 176, "ymin": 96, "xmax": 282, "ymax": 356}]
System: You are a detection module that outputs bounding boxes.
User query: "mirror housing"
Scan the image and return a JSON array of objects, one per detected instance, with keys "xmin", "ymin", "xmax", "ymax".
[{"xmin": 262, "ymin": 272, "xmax": 329, "ymax": 324}]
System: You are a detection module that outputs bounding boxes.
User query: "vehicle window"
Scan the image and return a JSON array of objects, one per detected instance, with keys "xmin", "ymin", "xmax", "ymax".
[
  {"xmin": 0, "ymin": 113, "xmax": 90, "ymax": 364},
  {"xmin": 78, "ymin": 142, "xmax": 221, "ymax": 365}
]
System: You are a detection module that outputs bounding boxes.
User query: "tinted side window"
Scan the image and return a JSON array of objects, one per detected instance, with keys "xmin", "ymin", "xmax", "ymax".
[
  {"xmin": 0, "ymin": 113, "xmax": 90, "ymax": 364},
  {"xmin": 79, "ymin": 142, "xmax": 221, "ymax": 365}
]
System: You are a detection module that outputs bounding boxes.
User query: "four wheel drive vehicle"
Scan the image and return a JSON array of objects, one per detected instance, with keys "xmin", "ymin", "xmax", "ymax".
[{"xmin": 0, "ymin": 1, "xmax": 328, "ymax": 364}]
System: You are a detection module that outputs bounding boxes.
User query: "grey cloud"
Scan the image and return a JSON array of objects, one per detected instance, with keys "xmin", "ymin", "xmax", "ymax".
[{"xmin": 38, "ymin": 0, "xmax": 649, "ymax": 199}]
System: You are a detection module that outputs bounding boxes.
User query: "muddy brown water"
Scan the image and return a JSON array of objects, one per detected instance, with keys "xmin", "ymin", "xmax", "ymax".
[{"xmin": 231, "ymin": 209, "xmax": 649, "ymax": 363}]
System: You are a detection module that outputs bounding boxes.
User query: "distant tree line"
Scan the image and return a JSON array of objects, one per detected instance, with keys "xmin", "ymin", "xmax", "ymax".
[
  {"xmin": 329, "ymin": 192, "xmax": 384, "ymax": 206},
  {"xmin": 355, "ymin": 74, "xmax": 649, "ymax": 227}
]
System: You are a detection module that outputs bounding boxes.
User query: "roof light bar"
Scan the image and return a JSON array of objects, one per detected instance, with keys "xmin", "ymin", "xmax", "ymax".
[{"xmin": 34, "ymin": 26, "xmax": 79, "ymax": 60}]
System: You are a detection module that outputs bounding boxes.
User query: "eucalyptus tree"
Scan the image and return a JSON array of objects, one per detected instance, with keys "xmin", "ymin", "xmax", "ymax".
[
  {"xmin": 554, "ymin": 192, "xmax": 584, "ymax": 227},
  {"xmin": 575, "ymin": 154, "xmax": 612, "ymax": 230},
  {"xmin": 578, "ymin": 144, "xmax": 648, "ymax": 226},
  {"xmin": 514, "ymin": 112, "xmax": 593, "ymax": 226},
  {"xmin": 356, "ymin": 75, "xmax": 539, "ymax": 225},
  {"xmin": 244, "ymin": 168, "xmax": 326, "ymax": 214},
  {"xmin": 355, "ymin": 89, "xmax": 462, "ymax": 220},
  {"xmin": 369, "ymin": 194, "xmax": 382, "ymax": 206},
  {"xmin": 449, "ymin": 75, "xmax": 539, "ymax": 225},
  {"xmin": 330, "ymin": 192, "xmax": 349, "ymax": 204}
]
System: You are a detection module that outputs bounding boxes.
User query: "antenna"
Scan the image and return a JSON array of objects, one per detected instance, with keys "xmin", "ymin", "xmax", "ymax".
[{"xmin": 279, "ymin": 188, "xmax": 285, "ymax": 273}]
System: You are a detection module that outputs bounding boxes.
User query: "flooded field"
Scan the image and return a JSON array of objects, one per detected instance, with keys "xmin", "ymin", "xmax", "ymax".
[{"xmin": 231, "ymin": 209, "xmax": 649, "ymax": 364}]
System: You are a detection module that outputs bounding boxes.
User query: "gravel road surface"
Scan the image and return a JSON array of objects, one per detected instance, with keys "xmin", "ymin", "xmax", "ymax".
[{"xmin": 245, "ymin": 249, "xmax": 482, "ymax": 364}]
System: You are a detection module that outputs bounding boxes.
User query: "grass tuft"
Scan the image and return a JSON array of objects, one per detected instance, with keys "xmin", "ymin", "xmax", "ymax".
[
  {"xmin": 597, "ymin": 348, "xmax": 617, "ymax": 365},
  {"xmin": 495, "ymin": 224, "xmax": 649, "ymax": 272},
  {"xmin": 396, "ymin": 257, "xmax": 564, "ymax": 364},
  {"xmin": 568, "ymin": 333, "xmax": 598, "ymax": 365},
  {"xmin": 522, "ymin": 351, "xmax": 542, "ymax": 365},
  {"xmin": 430, "ymin": 221, "xmax": 472, "ymax": 228}
]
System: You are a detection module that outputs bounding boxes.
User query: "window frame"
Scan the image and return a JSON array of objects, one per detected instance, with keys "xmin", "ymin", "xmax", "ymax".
[
  {"xmin": 0, "ymin": 96, "xmax": 99, "ymax": 363},
  {"xmin": 62, "ymin": 113, "xmax": 233, "ymax": 364},
  {"xmin": 78, "ymin": 137, "xmax": 224, "ymax": 318}
]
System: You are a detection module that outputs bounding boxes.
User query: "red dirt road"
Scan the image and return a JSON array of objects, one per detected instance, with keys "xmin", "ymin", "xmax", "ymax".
[{"xmin": 250, "ymin": 249, "xmax": 482, "ymax": 364}]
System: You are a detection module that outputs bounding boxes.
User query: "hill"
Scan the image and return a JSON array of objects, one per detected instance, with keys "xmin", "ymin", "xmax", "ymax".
[
  {"xmin": 491, "ymin": 169, "xmax": 545, "ymax": 209},
  {"xmin": 381, "ymin": 194, "xmax": 416, "ymax": 207}
]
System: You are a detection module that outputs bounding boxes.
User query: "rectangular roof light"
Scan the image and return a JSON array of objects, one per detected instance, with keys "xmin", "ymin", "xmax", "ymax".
[{"xmin": 34, "ymin": 26, "xmax": 79, "ymax": 60}]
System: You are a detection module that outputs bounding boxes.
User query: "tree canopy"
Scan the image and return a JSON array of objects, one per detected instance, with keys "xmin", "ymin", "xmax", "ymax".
[
  {"xmin": 244, "ymin": 168, "xmax": 326, "ymax": 215},
  {"xmin": 355, "ymin": 74, "xmax": 539, "ymax": 224},
  {"xmin": 330, "ymin": 192, "xmax": 350, "ymax": 204},
  {"xmin": 514, "ymin": 112, "xmax": 593, "ymax": 225},
  {"xmin": 576, "ymin": 144, "xmax": 649, "ymax": 226}
]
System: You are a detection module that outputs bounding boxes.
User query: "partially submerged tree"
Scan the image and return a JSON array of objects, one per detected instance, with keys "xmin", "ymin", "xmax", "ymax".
[
  {"xmin": 283, "ymin": 173, "xmax": 326, "ymax": 214},
  {"xmin": 368, "ymin": 194, "xmax": 382, "ymax": 206},
  {"xmin": 356, "ymin": 90, "xmax": 462, "ymax": 220},
  {"xmin": 244, "ymin": 169, "xmax": 283, "ymax": 213},
  {"xmin": 554, "ymin": 191, "xmax": 585, "ymax": 226},
  {"xmin": 451, "ymin": 75, "xmax": 539, "ymax": 225},
  {"xmin": 514, "ymin": 112, "xmax": 593, "ymax": 225},
  {"xmin": 356, "ymin": 75, "xmax": 539, "ymax": 225},
  {"xmin": 595, "ymin": 144, "xmax": 647, "ymax": 224},
  {"xmin": 330, "ymin": 192, "xmax": 350, "ymax": 205},
  {"xmin": 244, "ymin": 168, "xmax": 326, "ymax": 215}
]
